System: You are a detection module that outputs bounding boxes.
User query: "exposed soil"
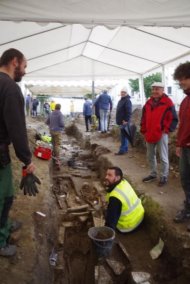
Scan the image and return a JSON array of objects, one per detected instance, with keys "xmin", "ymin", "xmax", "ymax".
[{"xmin": 0, "ymin": 116, "xmax": 190, "ymax": 284}]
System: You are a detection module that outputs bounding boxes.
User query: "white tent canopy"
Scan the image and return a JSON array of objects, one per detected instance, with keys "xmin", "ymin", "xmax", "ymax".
[
  {"xmin": 27, "ymin": 82, "xmax": 117, "ymax": 98},
  {"xmin": 1, "ymin": 0, "xmax": 190, "ymax": 27},
  {"xmin": 0, "ymin": 1, "xmax": 190, "ymax": 86},
  {"xmin": 0, "ymin": 22, "xmax": 190, "ymax": 82}
]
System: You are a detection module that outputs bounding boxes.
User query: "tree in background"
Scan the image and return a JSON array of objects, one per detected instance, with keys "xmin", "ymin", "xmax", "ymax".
[
  {"xmin": 129, "ymin": 78, "xmax": 139, "ymax": 94},
  {"xmin": 36, "ymin": 94, "xmax": 50, "ymax": 115},
  {"xmin": 85, "ymin": 93, "xmax": 97, "ymax": 100},
  {"xmin": 129, "ymin": 72, "xmax": 162, "ymax": 99}
]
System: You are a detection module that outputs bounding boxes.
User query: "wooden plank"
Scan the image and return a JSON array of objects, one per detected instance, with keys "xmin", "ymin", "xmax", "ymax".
[
  {"xmin": 58, "ymin": 226, "xmax": 65, "ymax": 245},
  {"xmin": 69, "ymin": 211, "xmax": 89, "ymax": 216},
  {"xmin": 106, "ymin": 259, "xmax": 126, "ymax": 276},
  {"xmin": 67, "ymin": 204, "xmax": 89, "ymax": 212}
]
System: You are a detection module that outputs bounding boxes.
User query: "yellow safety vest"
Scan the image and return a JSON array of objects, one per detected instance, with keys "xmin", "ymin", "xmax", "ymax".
[
  {"xmin": 106, "ymin": 179, "xmax": 144, "ymax": 232},
  {"xmin": 50, "ymin": 102, "xmax": 56, "ymax": 111}
]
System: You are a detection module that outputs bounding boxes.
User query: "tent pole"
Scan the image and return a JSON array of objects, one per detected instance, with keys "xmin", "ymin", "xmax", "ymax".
[
  {"xmin": 161, "ymin": 65, "xmax": 167, "ymax": 94},
  {"xmin": 161, "ymin": 65, "xmax": 165, "ymax": 85},
  {"xmin": 92, "ymin": 80, "xmax": 95, "ymax": 99},
  {"xmin": 92, "ymin": 80, "xmax": 95, "ymax": 115},
  {"xmin": 139, "ymin": 75, "xmax": 145, "ymax": 106}
]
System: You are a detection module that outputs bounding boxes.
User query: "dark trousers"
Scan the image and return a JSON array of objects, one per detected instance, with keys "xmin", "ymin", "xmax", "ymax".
[
  {"xmin": 97, "ymin": 116, "xmax": 101, "ymax": 131},
  {"xmin": 180, "ymin": 148, "xmax": 190, "ymax": 205},
  {"xmin": 85, "ymin": 115, "xmax": 92, "ymax": 131},
  {"xmin": 0, "ymin": 164, "xmax": 14, "ymax": 247},
  {"xmin": 32, "ymin": 107, "xmax": 37, "ymax": 117}
]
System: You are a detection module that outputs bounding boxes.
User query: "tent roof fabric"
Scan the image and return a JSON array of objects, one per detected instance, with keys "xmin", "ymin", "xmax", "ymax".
[
  {"xmin": 0, "ymin": 1, "xmax": 190, "ymax": 83},
  {"xmin": 1, "ymin": 0, "xmax": 190, "ymax": 27},
  {"xmin": 27, "ymin": 84, "xmax": 115, "ymax": 98}
]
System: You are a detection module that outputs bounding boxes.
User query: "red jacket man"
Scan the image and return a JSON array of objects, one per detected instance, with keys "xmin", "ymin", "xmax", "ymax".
[
  {"xmin": 141, "ymin": 93, "xmax": 178, "ymax": 143},
  {"xmin": 140, "ymin": 82, "xmax": 178, "ymax": 186}
]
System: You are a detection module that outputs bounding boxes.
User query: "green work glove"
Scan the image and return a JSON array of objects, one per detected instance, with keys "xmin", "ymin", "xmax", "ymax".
[{"xmin": 20, "ymin": 173, "xmax": 41, "ymax": 196}]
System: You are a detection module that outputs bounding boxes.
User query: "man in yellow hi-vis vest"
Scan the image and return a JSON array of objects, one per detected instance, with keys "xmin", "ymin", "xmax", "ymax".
[{"xmin": 105, "ymin": 167, "xmax": 144, "ymax": 232}]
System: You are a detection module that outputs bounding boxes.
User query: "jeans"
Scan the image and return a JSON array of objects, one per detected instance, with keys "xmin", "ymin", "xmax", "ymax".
[
  {"xmin": 32, "ymin": 107, "xmax": 37, "ymax": 117},
  {"xmin": 26, "ymin": 105, "xmax": 30, "ymax": 116},
  {"xmin": 100, "ymin": 109, "xmax": 109, "ymax": 132},
  {"xmin": 146, "ymin": 134, "xmax": 169, "ymax": 178},
  {"xmin": 179, "ymin": 148, "xmax": 190, "ymax": 204},
  {"xmin": 118, "ymin": 125, "xmax": 128, "ymax": 153}
]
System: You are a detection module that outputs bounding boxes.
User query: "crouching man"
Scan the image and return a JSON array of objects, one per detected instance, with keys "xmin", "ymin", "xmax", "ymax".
[{"xmin": 104, "ymin": 167, "xmax": 144, "ymax": 232}]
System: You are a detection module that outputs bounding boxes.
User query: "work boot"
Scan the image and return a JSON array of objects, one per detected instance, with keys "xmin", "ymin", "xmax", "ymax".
[
  {"xmin": 10, "ymin": 221, "xmax": 22, "ymax": 233},
  {"xmin": 142, "ymin": 175, "xmax": 157, "ymax": 183},
  {"xmin": 115, "ymin": 151, "xmax": 128, "ymax": 155},
  {"xmin": 0, "ymin": 244, "xmax": 17, "ymax": 257},
  {"xmin": 115, "ymin": 152, "xmax": 125, "ymax": 155},
  {"xmin": 173, "ymin": 209, "xmax": 190, "ymax": 223},
  {"xmin": 158, "ymin": 176, "xmax": 167, "ymax": 187}
]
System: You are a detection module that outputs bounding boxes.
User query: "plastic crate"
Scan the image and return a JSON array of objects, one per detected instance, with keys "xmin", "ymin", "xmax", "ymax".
[{"xmin": 34, "ymin": 146, "xmax": 52, "ymax": 160}]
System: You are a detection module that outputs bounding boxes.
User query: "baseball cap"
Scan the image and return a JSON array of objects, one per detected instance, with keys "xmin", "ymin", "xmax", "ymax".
[
  {"xmin": 121, "ymin": 87, "xmax": 128, "ymax": 93},
  {"xmin": 151, "ymin": 82, "xmax": 164, "ymax": 88}
]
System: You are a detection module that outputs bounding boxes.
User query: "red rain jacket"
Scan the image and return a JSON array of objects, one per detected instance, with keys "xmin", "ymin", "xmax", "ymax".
[
  {"xmin": 140, "ymin": 94, "xmax": 178, "ymax": 143},
  {"xmin": 177, "ymin": 94, "xmax": 190, "ymax": 147}
]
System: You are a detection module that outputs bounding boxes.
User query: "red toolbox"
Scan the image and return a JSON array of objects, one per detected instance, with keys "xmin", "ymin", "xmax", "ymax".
[{"xmin": 34, "ymin": 146, "xmax": 52, "ymax": 160}]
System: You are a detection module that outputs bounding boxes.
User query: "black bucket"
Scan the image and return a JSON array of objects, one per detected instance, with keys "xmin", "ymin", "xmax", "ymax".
[{"xmin": 88, "ymin": 226, "xmax": 115, "ymax": 258}]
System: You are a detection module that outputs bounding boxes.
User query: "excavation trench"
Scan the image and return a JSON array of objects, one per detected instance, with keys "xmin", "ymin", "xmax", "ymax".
[{"xmin": 33, "ymin": 124, "xmax": 190, "ymax": 284}]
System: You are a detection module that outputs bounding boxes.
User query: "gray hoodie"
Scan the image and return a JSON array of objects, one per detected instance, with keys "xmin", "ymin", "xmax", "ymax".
[{"xmin": 46, "ymin": 110, "xmax": 64, "ymax": 131}]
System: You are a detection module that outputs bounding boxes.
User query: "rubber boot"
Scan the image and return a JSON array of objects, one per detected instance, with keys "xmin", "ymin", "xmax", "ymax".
[{"xmin": 174, "ymin": 202, "xmax": 190, "ymax": 223}]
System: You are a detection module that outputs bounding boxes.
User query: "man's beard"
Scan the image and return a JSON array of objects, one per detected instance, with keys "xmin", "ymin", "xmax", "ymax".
[
  {"xmin": 105, "ymin": 178, "xmax": 122, "ymax": 193},
  {"xmin": 105, "ymin": 179, "xmax": 115, "ymax": 187},
  {"xmin": 14, "ymin": 66, "xmax": 24, "ymax": 82}
]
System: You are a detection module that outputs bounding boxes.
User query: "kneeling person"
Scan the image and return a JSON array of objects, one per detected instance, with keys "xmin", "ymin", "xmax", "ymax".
[{"xmin": 105, "ymin": 167, "xmax": 144, "ymax": 232}]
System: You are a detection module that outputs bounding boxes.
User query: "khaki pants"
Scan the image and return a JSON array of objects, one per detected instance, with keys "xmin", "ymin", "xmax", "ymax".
[{"xmin": 50, "ymin": 131, "xmax": 62, "ymax": 159}]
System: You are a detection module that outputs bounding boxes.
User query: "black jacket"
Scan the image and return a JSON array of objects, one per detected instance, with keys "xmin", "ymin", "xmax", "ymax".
[
  {"xmin": 116, "ymin": 95, "xmax": 132, "ymax": 125},
  {"xmin": 0, "ymin": 72, "xmax": 32, "ymax": 165}
]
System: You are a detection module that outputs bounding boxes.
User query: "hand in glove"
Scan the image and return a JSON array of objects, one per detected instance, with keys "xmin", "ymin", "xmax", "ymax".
[{"xmin": 20, "ymin": 172, "xmax": 41, "ymax": 196}]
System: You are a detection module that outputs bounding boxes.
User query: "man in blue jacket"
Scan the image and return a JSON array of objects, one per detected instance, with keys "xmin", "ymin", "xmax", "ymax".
[
  {"xmin": 97, "ymin": 90, "xmax": 112, "ymax": 133},
  {"xmin": 115, "ymin": 87, "xmax": 132, "ymax": 155},
  {"xmin": 83, "ymin": 98, "xmax": 92, "ymax": 132}
]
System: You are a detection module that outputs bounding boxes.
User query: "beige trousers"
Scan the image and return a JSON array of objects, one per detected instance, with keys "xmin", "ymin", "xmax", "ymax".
[{"xmin": 50, "ymin": 131, "xmax": 62, "ymax": 159}]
